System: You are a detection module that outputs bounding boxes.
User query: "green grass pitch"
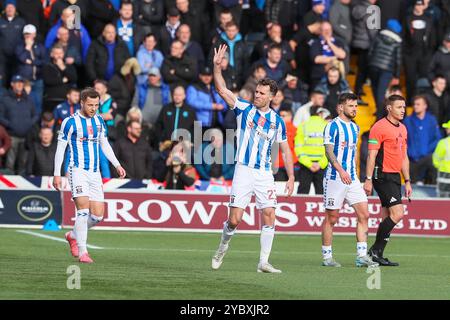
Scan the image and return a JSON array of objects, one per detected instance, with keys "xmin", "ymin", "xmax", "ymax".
[{"xmin": 1, "ymin": 228, "xmax": 449, "ymax": 300}]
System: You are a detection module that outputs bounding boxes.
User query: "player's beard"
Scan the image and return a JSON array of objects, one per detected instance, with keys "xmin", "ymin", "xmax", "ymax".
[{"xmin": 343, "ymin": 111, "xmax": 356, "ymax": 120}]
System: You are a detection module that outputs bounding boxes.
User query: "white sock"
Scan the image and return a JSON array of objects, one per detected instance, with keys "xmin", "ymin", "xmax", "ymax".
[
  {"xmin": 220, "ymin": 221, "xmax": 236, "ymax": 246},
  {"xmin": 357, "ymin": 242, "xmax": 367, "ymax": 257},
  {"xmin": 259, "ymin": 225, "xmax": 275, "ymax": 265},
  {"xmin": 322, "ymin": 245, "xmax": 332, "ymax": 260},
  {"xmin": 74, "ymin": 209, "xmax": 89, "ymax": 256},
  {"xmin": 87, "ymin": 214, "xmax": 103, "ymax": 229}
]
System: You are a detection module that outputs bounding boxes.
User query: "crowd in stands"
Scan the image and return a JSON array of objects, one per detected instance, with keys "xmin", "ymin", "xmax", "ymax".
[{"xmin": 0, "ymin": 0, "xmax": 449, "ymax": 194}]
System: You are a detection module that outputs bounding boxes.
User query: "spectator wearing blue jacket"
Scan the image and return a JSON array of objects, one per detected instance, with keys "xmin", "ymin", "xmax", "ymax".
[
  {"xmin": 404, "ymin": 95, "xmax": 442, "ymax": 184},
  {"xmin": 136, "ymin": 33, "xmax": 164, "ymax": 105},
  {"xmin": 53, "ymin": 87, "xmax": 80, "ymax": 126},
  {"xmin": 0, "ymin": 75, "xmax": 38, "ymax": 174},
  {"xmin": 45, "ymin": 8, "xmax": 92, "ymax": 62},
  {"xmin": 186, "ymin": 66, "xmax": 227, "ymax": 130},
  {"xmin": 0, "ymin": 1, "xmax": 26, "ymax": 84},
  {"xmin": 15, "ymin": 24, "xmax": 46, "ymax": 115},
  {"xmin": 194, "ymin": 128, "xmax": 235, "ymax": 181}
]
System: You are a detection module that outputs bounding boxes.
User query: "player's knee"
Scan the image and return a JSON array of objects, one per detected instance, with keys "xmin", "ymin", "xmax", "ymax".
[
  {"xmin": 228, "ymin": 217, "xmax": 241, "ymax": 228},
  {"xmin": 328, "ymin": 214, "xmax": 339, "ymax": 225},
  {"xmin": 358, "ymin": 211, "xmax": 370, "ymax": 222}
]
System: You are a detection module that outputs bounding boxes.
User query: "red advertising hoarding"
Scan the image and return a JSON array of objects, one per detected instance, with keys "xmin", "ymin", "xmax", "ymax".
[{"xmin": 62, "ymin": 191, "xmax": 450, "ymax": 236}]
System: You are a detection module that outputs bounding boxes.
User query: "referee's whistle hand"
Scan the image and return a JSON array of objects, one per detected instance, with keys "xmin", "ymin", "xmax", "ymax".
[{"xmin": 363, "ymin": 180, "xmax": 373, "ymax": 196}]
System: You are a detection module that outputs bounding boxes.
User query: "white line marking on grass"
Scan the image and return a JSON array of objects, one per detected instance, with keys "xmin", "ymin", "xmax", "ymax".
[
  {"xmin": 16, "ymin": 230, "xmax": 450, "ymax": 259},
  {"xmin": 16, "ymin": 230, "xmax": 104, "ymax": 249},
  {"xmin": 103, "ymin": 247, "xmax": 450, "ymax": 259}
]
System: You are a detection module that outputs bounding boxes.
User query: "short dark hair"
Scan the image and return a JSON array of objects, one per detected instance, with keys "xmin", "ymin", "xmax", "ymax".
[
  {"xmin": 80, "ymin": 87, "xmax": 100, "ymax": 102},
  {"xmin": 143, "ymin": 33, "xmax": 157, "ymax": 42},
  {"xmin": 220, "ymin": 9, "xmax": 232, "ymax": 16},
  {"xmin": 225, "ymin": 21, "xmax": 238, "ymax": 29},
  {"xmin": 338, "ymin": 92, "xmax": 358, "ymax": 105},
  {"xmin": 386, "ymin": 94, "xmax": 406, "ymax": 105},
  {"xmin": 67, "ymin": 87, "xmax": 80, "ymax": 95},
  {"xmin": 41, "ymin": 111, "xmax": 54, "ymax": 122},
  {"xmin": 433, "ymin": 74, "xmax": 447, "ymax": 81},
  {"xmin": 120, "ymin": 0, "xmax": 133, "ymax": 8},
  {"xmin": 93, "ymin": 79, "xmax": 108, "ymax": 88},
  {"xmin": 311, "ymin": 90, "xmax": 325, "ymax": 96},
  {"xmin": 279, "ymin": 105, "xmax": 293, "ymax": 116},
  {"xmin": 51, "ymin": 43, "xmax": 64, "ymax": 51},
  {"xmin": 268, "ymin": 43, "xmax": 282, "ymax": 52},
  {"xmin": 388, "ymin": 85, "xmax": 402, "ymax": 93},
  {"xmin": 256, "ymin": 78, "xmax": 278, "ymax": 96}
]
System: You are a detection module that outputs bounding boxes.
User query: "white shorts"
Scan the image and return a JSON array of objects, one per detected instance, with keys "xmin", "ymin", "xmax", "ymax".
[
  {"xmin": 68, "ymin": 166, "xmax": 104, "ymax": 202},
  {"xmin": 323, "ymin": 177, "xmax": 367, "ymax": 210},
  {"xmin": 229, "ymin": 163, "xmax": 277, "ymax": 210}
]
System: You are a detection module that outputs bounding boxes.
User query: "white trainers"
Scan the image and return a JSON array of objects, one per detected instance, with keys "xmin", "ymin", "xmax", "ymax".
[
  {"xmin": 211, "ymin": 244, "xmax": 229, "ymax": 270},
  {"xmin": 257, "ymin": 262, "xmax": 282, "ymax": 273}
]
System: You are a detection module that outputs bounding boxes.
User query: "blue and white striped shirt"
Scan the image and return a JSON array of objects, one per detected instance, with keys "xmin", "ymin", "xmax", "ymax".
[
  {"xmin": 58, "ymin": 112, "xmax": 108, "ymax": 172},
  {"xmin": 323, "ymin": 117, "xmax": 359, "ymax": 181},
  {"xmin": 234, "ymin": 99, "xmax": 287, "ymax": 171}
]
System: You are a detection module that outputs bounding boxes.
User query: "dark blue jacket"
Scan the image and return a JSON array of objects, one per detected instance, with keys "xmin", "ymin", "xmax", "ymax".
[
  {"xmin": 194, "ymin": 142, "xmax": 235, "ymax": 180},
  {"xmin": 186, "ymin": 83, "xmax": 227, "ymax": 128},
  {"xmin": 259, "ymin": 57, "xmax": 290, "ymax": 84},
  {"xmin": 404, "ymin": 112, "xmax": 442, "ymax": 162},
  {"xmin": 0, "ymin": 14, "xmax": 26, "ymax": 57},
  {"xmin": 45, "ymin": 19, "xmax": 91, "ymax": 61},
  {"xmin": 53, "ymin": 101, "xmax": 81, "ymax": 125},
  {"xmin": 0, "ymin": 90, "xmax": 38, "ymax": 137},
  {"xmin": 15, "ymin": 42, "xmax": 47, "ymax": 81}
]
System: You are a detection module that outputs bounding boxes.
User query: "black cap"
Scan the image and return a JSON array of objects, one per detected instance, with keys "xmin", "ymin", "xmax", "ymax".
[
  {"xmin": 167, "ymin": 7, "xmax": 180, "ymax": 17},
  {"xmin": 303, "ymin": 11, "xmax": 323, "ymax": 27},
  {"xmin": 445, "ymin": 32, "xmax": 450, "ymax": 42},
  {"xmin": 199, "ymin": 66, "xmax": 212, "ymax": 75}
]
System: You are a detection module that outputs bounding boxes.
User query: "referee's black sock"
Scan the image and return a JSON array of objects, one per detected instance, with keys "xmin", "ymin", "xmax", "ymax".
[{"xmin": 373, "ymin": 216, "xmax": 397, "ymax": 254}]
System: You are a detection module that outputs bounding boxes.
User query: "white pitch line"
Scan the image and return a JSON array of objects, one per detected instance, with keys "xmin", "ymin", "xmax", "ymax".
[
  {"xmin": 104, "ymin": 246, "xmax": 450, "ymax": 259},
  {"xmin": 16, "ymin": 230, "xmax": 104, "ymax": 249},
  {"xmin": 15, "ymin": 230, "xmax": 450, "ymax": 259}
]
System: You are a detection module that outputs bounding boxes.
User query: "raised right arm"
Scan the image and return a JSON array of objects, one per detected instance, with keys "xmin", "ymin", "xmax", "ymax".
[{"xmin": 213, "ymin": 44, "xmax": 237, "ymax": 108}]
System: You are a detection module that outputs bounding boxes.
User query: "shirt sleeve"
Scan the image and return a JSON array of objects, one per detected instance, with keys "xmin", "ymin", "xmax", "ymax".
[
  {"xmin": 99, "ymin": 118, "xmax": 120, "ymax": 168},
  {"xmin": 368, "ymin": 124, "xmax": 383, "ymax": 150},
  {"xmin": 232, "ymin": 98, "xmax": 251, "ymax": 115},
  {"xmin": 323, "ymin": 122, "xmax": 337, "ymax": 145},
  {"xmin": 276, "ymin": 118, "xmax": 287, "ymax": 143},
  {"xmin": 58, "ymin": 117, "xmax": 72, "ymax": 142}
]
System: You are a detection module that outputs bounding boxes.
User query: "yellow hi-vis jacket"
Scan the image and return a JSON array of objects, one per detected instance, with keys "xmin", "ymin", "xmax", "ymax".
[
  {"xmin": 433, "ymin": 136, "xmax": 450, "ymax": 173},
  {"xmin": 294, "ymin": 115, "xmax": 328, "ymax": 169}
]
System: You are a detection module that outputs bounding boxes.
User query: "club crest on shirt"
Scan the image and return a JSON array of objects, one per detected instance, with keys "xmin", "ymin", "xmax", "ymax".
[
  {"xmin": 269, "ymin": 123, "xmax": 276, "ymax": 130},
  {"xmin": 88, "ymin": 126, "xmax": 93, "ymax": 135},
  {"xmin": 258, "ymin": 117, "xmax": 266, "ymax": 127}
]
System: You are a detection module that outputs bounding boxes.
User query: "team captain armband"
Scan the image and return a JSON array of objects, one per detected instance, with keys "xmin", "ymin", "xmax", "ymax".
[{"xmin": 368, "ymin": 139, "xmax": 378, "ymax": 144}]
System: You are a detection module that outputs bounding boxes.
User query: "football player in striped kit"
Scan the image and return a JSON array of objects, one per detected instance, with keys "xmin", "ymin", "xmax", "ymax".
[
  {"xmin": 53, "ymin": 88, "xmax": 126, "ymax": 263},
  {"xmin": 211, "ymin": 44, "xmax": 295, "ymax": 273},
  {"xmin": 321, "ymin": 93, "xmax": 378, "ymax": 268}
]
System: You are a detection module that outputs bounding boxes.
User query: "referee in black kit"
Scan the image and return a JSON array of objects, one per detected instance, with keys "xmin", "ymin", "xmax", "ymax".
[{"xmin": 363, "ymin": 95, "xmax": 413, "ymax": 266}]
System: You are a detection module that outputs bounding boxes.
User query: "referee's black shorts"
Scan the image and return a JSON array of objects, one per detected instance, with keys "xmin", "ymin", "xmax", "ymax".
[{"xmin": 373, "ymin": 173, "xmax": 402, "ymax": 208}]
